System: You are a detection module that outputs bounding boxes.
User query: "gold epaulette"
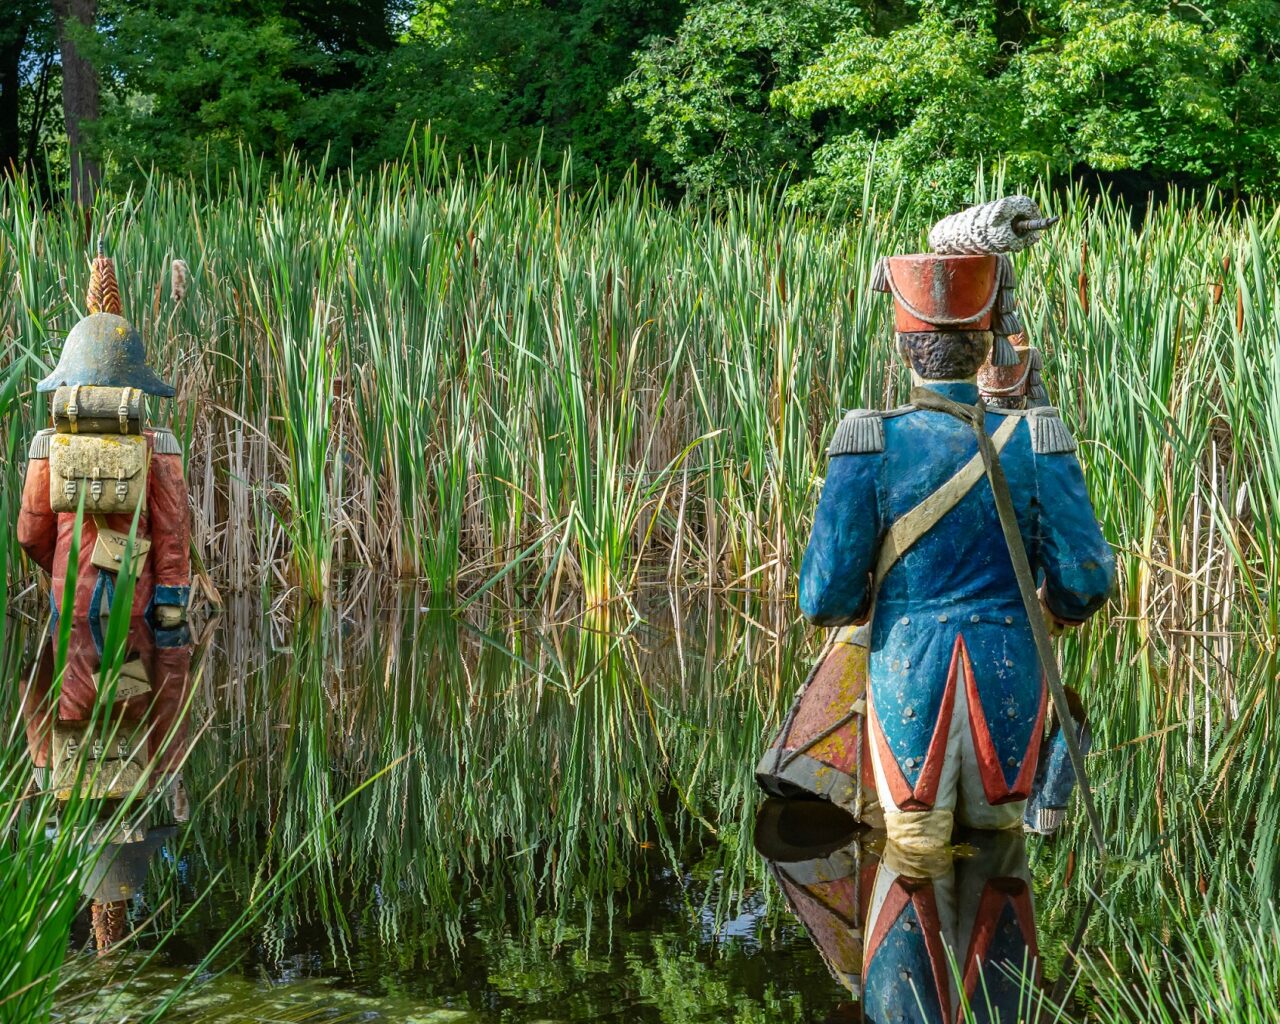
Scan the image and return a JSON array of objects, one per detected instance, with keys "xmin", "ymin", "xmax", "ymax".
[
  {"xmin": 28, "ymin": 428, "xmax": 54, "ymax": 459},
  {"xmin": 151, "ymin": 428, "xmax": 183, "ymax": 455},
  {"xmin": 1026, "ymin": 407, "xmax": 1077, "ymax": 454}
]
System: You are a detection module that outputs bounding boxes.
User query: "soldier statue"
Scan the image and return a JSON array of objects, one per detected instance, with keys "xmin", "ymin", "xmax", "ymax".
[
  {"xmin": 18, "ymin": 242, "xmax": 191, "ymax": 636},
  {"xmin": 790, "ymin": 197, "xmax": 1115, "ymax": 850}
]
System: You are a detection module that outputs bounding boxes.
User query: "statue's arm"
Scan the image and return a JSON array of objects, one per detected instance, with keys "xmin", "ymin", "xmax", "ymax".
[
  {"xmin": 1035, "ymin": 448, "xmax": 1116, "ymax": 626},
  {"xmin": 18, "ymin": 444, "xmax": 57, "ymax": 573},
  {"xmin": 798, "ymin": 452, "xmax": 881, "ymax": 627},
  {"xmin": 148, "ymin": 437, "xmax": 192, "ymax": 610}
]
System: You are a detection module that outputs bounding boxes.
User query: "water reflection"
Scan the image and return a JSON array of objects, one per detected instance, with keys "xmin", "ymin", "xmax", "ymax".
[
  {"xmin": 0, "ymin": 595, "xmax": 1099, "ymax": 1021},
  {"xmin": 755, "ymin": 798, "xmax": 1042, "ymax": 1024},
  {"xmin": 20, "ymin": 617, "xmax": 195, "ymax": 955}
]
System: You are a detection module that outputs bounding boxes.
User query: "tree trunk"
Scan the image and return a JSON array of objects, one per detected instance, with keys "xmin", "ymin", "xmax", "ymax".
[
  {"xmin": 51, "ymin": 0, "xmax": 99, "ymax": 206},
  {"xmin": 0, "ymin": 21, "xmax": 27, "ymax": 174},
  {"xmin": 25, "ymin": 47, "xmax": 55, "ymax": 176}
]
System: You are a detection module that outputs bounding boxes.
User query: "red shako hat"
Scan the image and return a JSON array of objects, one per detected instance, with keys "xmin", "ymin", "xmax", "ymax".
[{"xmin": 881, "ymin": 253, "xmax": 998, "ymax": 334}]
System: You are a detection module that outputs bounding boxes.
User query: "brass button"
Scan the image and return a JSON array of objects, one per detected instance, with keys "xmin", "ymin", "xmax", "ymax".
[
  {"xmin": 903, "ymin": 659, "xmax": 911, "ymax": 669},
  {"xmin": 901, "ymin": 616, "xmax": 910, "ymax": 625},
  {"xmin": 971, "ymin": 614, "xmax": 980, "ymax": 623},
  {"xmin": 904, "ymin": 707, "xmax": 915, "ymax": 719},
  {"xmin": 1005, "ymin": 659, "xmax": 1014, "ymax": 668},
  {"xmin": 1005, "ymin": 616, "xmax": 1014, "ymax": 625},
  {"xmin": 938, "ymin": 613, "xmax": 948, "ymax": 623},
  {"xmin": 1007, "ymin": 757, "xmax": 1017, "ymax": 767},
  {"xmin": 1006, "ymin": 707, "xmax": 1017, "ymax": 719}
]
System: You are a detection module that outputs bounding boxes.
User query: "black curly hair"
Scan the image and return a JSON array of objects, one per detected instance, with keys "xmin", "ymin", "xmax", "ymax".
[{"xmin": 896, "ymin": 330, "xmax": 992, "ymax": 379}]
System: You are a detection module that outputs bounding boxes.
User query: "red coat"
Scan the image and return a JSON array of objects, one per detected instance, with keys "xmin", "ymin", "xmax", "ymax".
[{"xmin": 19, "ymin": 428, "xmax": 191, "ymax": 620}]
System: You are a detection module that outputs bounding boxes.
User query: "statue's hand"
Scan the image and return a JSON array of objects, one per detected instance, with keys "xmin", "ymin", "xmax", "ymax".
[
  {"xmin": 1038, "ymin": 588, "xmax": 1069, "ymax": 637},
  {"xmin": 154, "ymin": 604, "xmax": 187, "ymax": 628}
]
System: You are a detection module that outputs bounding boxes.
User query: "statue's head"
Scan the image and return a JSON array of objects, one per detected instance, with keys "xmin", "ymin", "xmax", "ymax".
[
  {"xmin": 895, "ymin": 329, "xmax": 993, "ymax": 380},
  {"xmin": 878, "ymin": 252, "xmax": 997, "ymax": 381},
  {"xmin": 37, "ymin": 241, "xmax": 175, "ymax": 397},
  {"xmin": 977, "ymin": 340, "xmax": 1051, "ymax": 409},
  {"xmin": 874, "ymin": 197, "xmax": 1061, "ymax": 384}
]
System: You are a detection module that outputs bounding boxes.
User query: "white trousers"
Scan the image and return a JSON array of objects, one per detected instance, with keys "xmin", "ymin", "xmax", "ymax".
[{"xmin": 869, "ymin": 670, "xmax": 1025, "ymax": 849}]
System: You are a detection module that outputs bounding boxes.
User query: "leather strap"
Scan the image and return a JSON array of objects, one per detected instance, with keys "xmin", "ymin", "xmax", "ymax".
[
  {"xmin": 909, "ymin": 386, "xmax": 1107, "ymax": 858},
  {"xmin": 118, "ymin": 387, "xmax": 133, "ymax": 434},
  {"xmin": 872, "ymin": 412, "xmax": 1019, "ymax": 588}
]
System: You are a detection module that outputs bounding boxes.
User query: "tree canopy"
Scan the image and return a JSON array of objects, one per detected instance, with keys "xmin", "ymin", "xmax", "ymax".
[{"xmin": 4, "ymin": 0, "xmax": 1279, "ymax": 207}]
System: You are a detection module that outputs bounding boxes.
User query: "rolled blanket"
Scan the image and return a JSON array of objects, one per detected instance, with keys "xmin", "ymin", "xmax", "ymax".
[{"xmin": 929, "ymin": 196, "xmax": 1053, "ymax": 255}]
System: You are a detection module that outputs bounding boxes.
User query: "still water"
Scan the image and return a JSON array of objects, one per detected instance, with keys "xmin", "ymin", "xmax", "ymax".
[{"xmin": 10, "ymin": 591, "xmax": 1095, "ymax": 1023}]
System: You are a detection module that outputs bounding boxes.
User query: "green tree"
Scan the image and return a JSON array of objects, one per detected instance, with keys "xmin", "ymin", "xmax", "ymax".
[
  {"xmin": 89, "ymin": 0, "xmax": 407, "ymax": 180},
  {"xmin": 617, "ymin": 0, "xmax": 866, "ymax": 196},
  {"xmin": 776, "ymin": 0, "xmax": 1280, "ymax": 210},
  {"xmin": 1014, "ymin": 0, "xmax": 1280, "ymax": 201},
  {"xmin": 776, "ymin": 6, "xmax": 1022, "ymax": 211},
  {"xmin": 365, "ymin": 0, "xmax": 684, "ymax": 182},
  {"xmin": 0, "ymin": 0, "xmax": 63, "ymax": 185},
  {"xmin": 621, "ymin": 0, "xmax": 1280, "ymax": 209}
]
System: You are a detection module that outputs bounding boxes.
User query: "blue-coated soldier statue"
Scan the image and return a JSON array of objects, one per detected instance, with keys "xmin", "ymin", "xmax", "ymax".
[{"xmin": 796, "ymin": 200, "xmax": 1115, "ymax": 850}]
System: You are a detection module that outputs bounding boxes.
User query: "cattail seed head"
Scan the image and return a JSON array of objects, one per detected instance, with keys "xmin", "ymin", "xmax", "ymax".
[
  {"xmin": 171, "ymin": 258, "xmax": 190, "ymax": 303},
  {"xmin": 86, "ymin": 237, "xmax": 122, "ymax": 316}
]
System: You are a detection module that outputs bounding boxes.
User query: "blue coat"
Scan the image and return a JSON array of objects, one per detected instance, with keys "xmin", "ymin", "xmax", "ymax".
[{"xmin": 798, "ymin": 381, "xmax": 1114, "ymax": 806}]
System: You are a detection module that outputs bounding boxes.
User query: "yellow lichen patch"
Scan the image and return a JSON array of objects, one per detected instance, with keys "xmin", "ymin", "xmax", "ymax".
[{"xmin": 815, "ymin": 733, "xmax": 854, "ymax": 761}]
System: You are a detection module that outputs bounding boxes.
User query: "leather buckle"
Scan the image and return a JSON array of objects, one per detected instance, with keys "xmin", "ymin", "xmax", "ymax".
[{"xmin": 118, "ymin": 387, "xmax": 133, "ymax": 434}]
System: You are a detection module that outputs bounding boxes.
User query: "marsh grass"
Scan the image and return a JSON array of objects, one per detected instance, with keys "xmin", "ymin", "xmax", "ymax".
[
  {"xmin": 2, "ymin": 146, "xmax": 904, "ymax": 608},
  {"xmin": 4, "ymin": 150, "xmax": 1277, "ymax": 874},
  {"xmin": 3, "ymin": 149, "xmax": 1280, "ymax": 1021},
  {"xmin": 3, "ymin": 149, "xmax": 1276, "ymax": 646}
]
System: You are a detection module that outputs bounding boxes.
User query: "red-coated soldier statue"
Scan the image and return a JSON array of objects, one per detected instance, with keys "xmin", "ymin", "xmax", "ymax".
[{"xmin": 19, "ymin": 243, "xmax": 191, "ymax": 633}]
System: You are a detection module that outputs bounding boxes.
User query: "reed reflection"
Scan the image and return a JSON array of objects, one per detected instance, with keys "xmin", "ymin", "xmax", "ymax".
[
  {"xmin": 20, "ymin": 617, "xmax": 194, "ymax": 955},
  {"xmin": 756, "ymin": 799, "xmax": 1042, "ymax": 1024}
]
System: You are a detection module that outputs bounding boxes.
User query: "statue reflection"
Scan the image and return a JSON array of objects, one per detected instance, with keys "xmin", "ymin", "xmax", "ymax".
[
  {"xmin": 755, "ymin": 799, "xmax": 1040, "ymax": 1024},
  {"xmin": 20, "ymin": 616, "xmax": 194, "ymax": 954}
]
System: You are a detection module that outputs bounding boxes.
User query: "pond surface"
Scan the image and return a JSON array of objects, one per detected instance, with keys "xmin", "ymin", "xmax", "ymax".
[{"xmin": 12, "ymin": 592, "xmax": 1098, "ymax": 1023}]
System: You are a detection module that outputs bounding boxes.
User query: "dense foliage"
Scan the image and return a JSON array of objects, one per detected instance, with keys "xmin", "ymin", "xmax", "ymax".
[
  {"xmin": 5, "ymin": 0, "xmax": 1280, "ymax": 205},
  {"xmin": 772, "ymin": 0, "xmax": 1280, "ymax": 210}
]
